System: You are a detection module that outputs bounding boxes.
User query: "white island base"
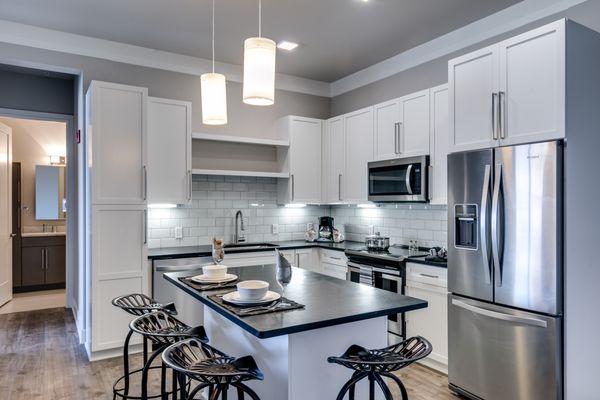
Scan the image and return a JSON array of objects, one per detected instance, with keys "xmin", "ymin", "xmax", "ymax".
[{"xmin": 204, "ymin": 305, "xmax": 388, "ymax": 400}]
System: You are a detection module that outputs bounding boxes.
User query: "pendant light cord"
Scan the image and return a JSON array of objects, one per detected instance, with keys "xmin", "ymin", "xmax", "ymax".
[
  {"xmin": 212, "ymin": 0, "xmax": 215, "ymax": 73},
  {"xmin": 258, "ymin": 0, "xmax": 262, "ymax": 37}
]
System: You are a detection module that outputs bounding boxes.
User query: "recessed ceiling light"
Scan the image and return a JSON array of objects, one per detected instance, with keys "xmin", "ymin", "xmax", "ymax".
[{"xmin": 277, "ymin": 41, "xmax": 299, "ymax": 51}]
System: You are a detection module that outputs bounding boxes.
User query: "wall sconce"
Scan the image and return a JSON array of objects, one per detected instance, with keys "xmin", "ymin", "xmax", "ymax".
[{"xmin": 49, "ymin": 155, "xmax": 66, "ymax": 165}]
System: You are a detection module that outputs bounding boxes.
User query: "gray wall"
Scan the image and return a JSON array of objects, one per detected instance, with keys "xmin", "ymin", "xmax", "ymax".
[
  {"xmin": 330, "ymin": 0, "xmax": 600, "ymax": 116},
  {"xmin": 0, "ymin": 42, "xmax": 330, "ymax": 139}
]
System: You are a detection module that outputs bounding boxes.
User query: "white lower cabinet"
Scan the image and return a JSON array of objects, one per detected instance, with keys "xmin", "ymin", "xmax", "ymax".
[
  {"xmin": 319, "ymin": 249, "xmax": 348, "ymax": 280},
  {"xmin": 405, "ymin": 262, "xmax": 448, "ymax": 373}
]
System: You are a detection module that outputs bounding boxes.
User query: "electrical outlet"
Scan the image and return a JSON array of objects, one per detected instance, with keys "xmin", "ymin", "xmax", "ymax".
[
  {"xmin": 174, "ymin": 226, "xmax": 183, "ymax": 239},
  {"xmin": 272, "ymin": 224, "xmax": 279, "ymax": 234}
]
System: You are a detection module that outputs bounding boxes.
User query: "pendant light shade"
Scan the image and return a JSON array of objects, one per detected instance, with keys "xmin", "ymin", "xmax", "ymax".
[
  {"xmin": 201, "ymin": 72, "xmax": 227, "ymax": 125},
  {"xmin": 201, "ymin": 0, "xmax": 227, "ymax": 125},
  {"xmin": 243, "ymin": 37, "xmax": 276, "ymax": 106}
]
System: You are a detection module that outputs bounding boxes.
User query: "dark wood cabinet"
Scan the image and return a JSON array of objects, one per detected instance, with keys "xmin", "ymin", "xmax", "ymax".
[{"xmin": 17, "ymin": 235, "xmax": 66, "ymax": 292}]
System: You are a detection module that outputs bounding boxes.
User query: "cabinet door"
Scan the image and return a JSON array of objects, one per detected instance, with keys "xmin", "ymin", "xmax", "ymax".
[
  {"xmin": 91, "ymin": 205, "xmax": 147, "ymax": 351},
  {"xmin": 45, "ymin": 245, "xmax": 66, "ymax": 285},
  {"xmin": 499, "ymin": 20, "xmax": 565, "ymax": 146},
  {"xmin": 399, "ymin": 90, "xmax": 430, "ymax": 157},
  {"xmin": 280, "ymin": 250, "xmax": 295, "ymax": 265},
  {"xmin": 88, "ymin": 81, "xmax": 147, "ymax": 205},
  {"xmin": 429, "ymin": 85, "xmax": 449, "ymax": 205},
  {"xmin": 449, "ymin": 45, "xmax": 499, "ymax": 153},
  {"xmin": 147, "ymin": 97, "xmax": 192, "ymax": 205},
  {"xmin": 344, "ymin": 107, "xmax": 374, "ymax": 204},
  {"xmin": 374, "ymin": 99, "xmax": 401, "ymax": 161},
  {"xmin": 21, "ymin": 245, "xmax": 45, "ymax": 286},
  {"xmin": 406, "ymin": 282, "xmax": 449, "ymax": 371},
  {"xmin": 326, "ymin": 117, "xmax": 345, "ymax": 203},
  {"xmin": 289, "ymin": 117, "xmax": 322, "ymax": 204},
  {"xmin": 295, "ymin": 248, "xmax": 314, "ymax": 271}
]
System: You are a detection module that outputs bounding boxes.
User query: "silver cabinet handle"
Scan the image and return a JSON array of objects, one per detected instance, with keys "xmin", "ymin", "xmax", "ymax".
[
  {"xmin": 338, "ymin": 174, "xmax": 342, "ymax": 201},
  {"xmin": 480, "ymin": 164, "xmax": 492, "ymax": 285},
  {"xmin": 394, "ymin": 122, "xmax": 400, "ymax": 154},
  {"xmin": 491, "ymin": 164, "xmax": 502, "ymax": 286},
  {"xmin": 41, "ymin": 248, "xmax": 45, "ymax": 270},
  {"xmin": 452, "ymin": 299, "xmax": 547, "ymax": 328},
  {"xmin": 398, "ymin": 122, "xmax": 403, "ymax": 154},
  {"xmin": 187, "ymin": 170, "xmax": 192, "ymax": 202},
  {"xmin": 492, "ymin": 92, "xmax": 498, "ymax": 140},
  {"xmin": 499, "ymin": 91, "xmax": 506, "ymax": 139},
  {"xmin": 142, "ymin": 165, "xmax": 148, "ymax": 201},
  {"xmin": 419, "ymin": 273, "xmax": 440, "ymax": 279},
  {"xmin": 143, "ymin": 209, "xmax": 147, "ymax": 245},
  {"xmin": 428, "ymin": 165, "xmax": 433, "ymax": 201},
  {"xmin": 405, "ymin": 164, "xmax": 413, "ymax": 195},
  {"xmin": 291, "ymin": 174, "xmax": 295, "ymax": 202},
  {"xmin": 45, "ymin": 248, "xmax": 49, "ymax": 270}
]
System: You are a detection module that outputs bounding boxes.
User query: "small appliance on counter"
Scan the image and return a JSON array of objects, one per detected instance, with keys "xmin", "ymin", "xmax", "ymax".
[{"xmin": 317, "ymin": 216, "xmax": 335, "ymax": 242}]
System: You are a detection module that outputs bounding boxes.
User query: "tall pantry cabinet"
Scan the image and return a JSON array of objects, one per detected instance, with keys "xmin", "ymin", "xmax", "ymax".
[{"xmin": 86, "ymin": 81, "xmax": 148, "ymax": 356}]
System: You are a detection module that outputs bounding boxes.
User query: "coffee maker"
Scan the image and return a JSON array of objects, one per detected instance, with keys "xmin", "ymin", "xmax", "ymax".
[{"xmin": 318, "ymin": 216, "xmax": 334, "ymax": 242}]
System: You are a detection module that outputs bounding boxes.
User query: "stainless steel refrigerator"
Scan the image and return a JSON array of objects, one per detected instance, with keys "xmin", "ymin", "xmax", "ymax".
[{"xmin": 447, "ymin": 141, "xmax": 563, "ymax": 400}]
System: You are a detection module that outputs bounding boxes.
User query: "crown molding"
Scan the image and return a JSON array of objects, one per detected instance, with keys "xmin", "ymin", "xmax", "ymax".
[
  {"xmin": 330, "ymin": 0, "xmax": 588, "ymax": 97},
  {"xmin": 0, "ymin": 19, "xmax": 331, "ymax": 97}
]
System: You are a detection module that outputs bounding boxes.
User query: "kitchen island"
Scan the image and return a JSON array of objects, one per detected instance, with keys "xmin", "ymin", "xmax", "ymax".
[{"xmin": 164, "ymin": 265, "xmax": 427, "ymax": 400}]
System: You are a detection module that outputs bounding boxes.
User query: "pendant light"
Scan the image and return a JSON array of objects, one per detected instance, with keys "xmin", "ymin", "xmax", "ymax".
[
  {"xmin": 243, "ymin": 0, "xmax": 276, "ymax": 106},
  {"xmin": 201, "ymin": 0, "xmax": 228, "ymax": 125}
]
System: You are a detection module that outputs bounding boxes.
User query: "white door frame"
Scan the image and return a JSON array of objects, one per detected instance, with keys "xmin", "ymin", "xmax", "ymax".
[
  {"xmin": 0, "ymin": 108, "xmax": 76, "ymax": 310},
  {"xmin": 0, "ymin": 121, "xmax": 12, "ymax": 306}
]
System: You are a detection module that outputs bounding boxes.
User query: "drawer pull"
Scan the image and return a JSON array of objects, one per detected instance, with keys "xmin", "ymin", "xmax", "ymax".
[{"xmin": 419, "ymin": 273, "xmax": 440, "ymax": 279}]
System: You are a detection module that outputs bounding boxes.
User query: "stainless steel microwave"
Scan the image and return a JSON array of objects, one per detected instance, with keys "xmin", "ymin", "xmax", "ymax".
[{"xmin": 367, "ymin": 156, "xmax": 429, "ymax": 203}]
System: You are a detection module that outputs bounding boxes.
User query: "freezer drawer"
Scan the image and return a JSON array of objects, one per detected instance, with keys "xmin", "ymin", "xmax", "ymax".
[{"xmin": 448, "ymin": 295, "xmax": 562, "ymax": 400}]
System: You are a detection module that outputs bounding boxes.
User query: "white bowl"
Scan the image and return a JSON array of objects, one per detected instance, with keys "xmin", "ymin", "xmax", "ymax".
[
  {"xmin": 236, "ymin": 280, "xmax": 269, "ymax": 301},
  {"xmin": 203, "ymin": 264, "xmax": 227, "ymax": 279}
]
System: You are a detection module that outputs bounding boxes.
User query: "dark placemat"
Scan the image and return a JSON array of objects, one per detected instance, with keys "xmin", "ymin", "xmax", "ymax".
[
  {"xmin": 208, "ymin": 292, "xmax": 305, "ymax": 317},
  {"xmin": 179, "ymin": 276, "xmax": 239, "ymax": 292}
]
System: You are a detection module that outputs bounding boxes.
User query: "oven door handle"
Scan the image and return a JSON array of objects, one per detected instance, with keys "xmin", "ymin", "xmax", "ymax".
[
  {"xmin": 405, "ymin": 164, "xmax": 413, "ymax": 195},
  {"xmin": 347, "ymin": 261, "xmax": 373, "ymax": 273},
  {"xmin": 381, "ymin": 273, "xmax": 402, "ymax": 283}
]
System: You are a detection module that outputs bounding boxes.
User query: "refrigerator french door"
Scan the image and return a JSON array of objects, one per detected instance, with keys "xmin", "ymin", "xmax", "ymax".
[{"xmin": 447, "ymin": 141, "xmax": 563, "ymax": 400}]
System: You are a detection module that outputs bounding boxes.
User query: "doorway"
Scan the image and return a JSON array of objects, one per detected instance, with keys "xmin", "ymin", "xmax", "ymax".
[{"xmin": 0, "ymin": 113, "xmax": 73, "ymax": 313}]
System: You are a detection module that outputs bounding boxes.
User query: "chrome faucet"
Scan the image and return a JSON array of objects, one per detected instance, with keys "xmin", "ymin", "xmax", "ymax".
[{"xmin": 235, "ymin": 210, "xmax": 246, "ymax": 243}]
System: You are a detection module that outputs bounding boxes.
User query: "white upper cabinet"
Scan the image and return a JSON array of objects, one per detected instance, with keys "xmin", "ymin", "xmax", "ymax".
[
  {"xmin": 399, "ymin": 90, "xmax": 430, "ymax": 157},
  {"xmin": 324, "ymin": 116, "xmax": 345, "ymax": 203},
  {"xmin": 88, "ymin": 81, "xmax": 147, "ymax": 205},
  {"xmin": 498, "ymin": 20, "xmax": 565, "ymax": 146},
  {"xmin": 277, "ymin": 116, "xmax": 322, "ymax": 204},
  {"xmin": 147, "ymin": 97, "xmax": 192, "ymax": 205},
  {"xmin": 449, "ymin": 45, "xmax": 499, "ymax": 153},
  {"xmin": 374, "ymin": 99, "xmax": 401, "ymax": 161},
  {"xmin": 429, "ymin": 84, "xmax": 449, "ymax": 205},
  {"xmin": 449, "ymin": 20, "xmax": 566, "ymax": 152},
  {"xmin": 344, "ymin": 106, "xmax": 374, "ymax": 204}
]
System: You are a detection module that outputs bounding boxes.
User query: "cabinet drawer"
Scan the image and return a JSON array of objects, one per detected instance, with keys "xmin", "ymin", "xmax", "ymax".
[
  {"xmin": 22, "ymin": 235, "xmax": 66, "ymax": 247},
  {"xmin": 406, "ymin": 262, "xmax": 447, "ymax": 288},
  {"xmin": 320, "ymin": 249, "xmax": 347, "ymax": 266},
  {"xmin": 224, "ymin": 251, "xmax": 275, "ymax": 267},
  {"xmin": 322, "ymin": 262, "xmax": 348, "ymax": 280}
]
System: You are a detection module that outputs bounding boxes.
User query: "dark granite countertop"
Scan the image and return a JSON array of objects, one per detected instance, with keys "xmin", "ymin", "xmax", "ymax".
[
  {"xmin": 164, "ymin": 265, "xmax": 427, "ymax": 339},
  {"xmin": 408, "ymin": 256, "xmax": 448, "ymax": 268},
  {"xmin": 148, "ymin": 240, "xmax": 365, "ymax": 260}
]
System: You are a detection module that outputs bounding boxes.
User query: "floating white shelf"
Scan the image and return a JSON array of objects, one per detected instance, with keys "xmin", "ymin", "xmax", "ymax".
[
  {"xmin": 192, "ymin": 169, "xmax": 290, "ymax": 179},
  {"xmin": 192, "ymin": 132, "xmax": 290, "ymax": 147}
]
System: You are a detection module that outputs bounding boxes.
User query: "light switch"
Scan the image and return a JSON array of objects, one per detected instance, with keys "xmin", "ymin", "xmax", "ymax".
[{"xmin": 174, "ymin": 226, "xmax": 183, "ymax": 239}]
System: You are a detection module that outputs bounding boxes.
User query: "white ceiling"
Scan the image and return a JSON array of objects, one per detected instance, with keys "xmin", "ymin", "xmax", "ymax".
[{"xmin": 0, "ymin": 0, "xmax": 522, "ymax": 82}]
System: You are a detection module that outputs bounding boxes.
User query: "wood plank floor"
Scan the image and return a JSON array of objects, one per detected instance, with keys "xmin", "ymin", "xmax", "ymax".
[{"xmin": 0, "ymin": 308, "xmax": 458, "ymax": 399}]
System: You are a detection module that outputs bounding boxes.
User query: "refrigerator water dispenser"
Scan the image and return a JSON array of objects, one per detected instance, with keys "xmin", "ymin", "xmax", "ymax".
[{"xmin": 454, "ymin": 204, "xmax": 478, "ymax": 249}]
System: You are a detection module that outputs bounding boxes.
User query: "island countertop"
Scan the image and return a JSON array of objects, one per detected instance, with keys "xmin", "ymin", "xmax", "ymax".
[{"xmin": 164, "ymin": 265, "xmax": 428, "ymax": 339}]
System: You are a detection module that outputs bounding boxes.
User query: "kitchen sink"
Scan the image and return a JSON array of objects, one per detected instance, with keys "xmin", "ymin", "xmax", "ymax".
[{"xmin": 223, "ymin": 243, "xmax": 279, "ymax": 252}]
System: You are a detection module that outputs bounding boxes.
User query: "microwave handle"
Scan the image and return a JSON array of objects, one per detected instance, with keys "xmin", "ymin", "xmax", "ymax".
[{"xmin": 405, "ymin": 164, "xmax": 413, "ymax": 195}]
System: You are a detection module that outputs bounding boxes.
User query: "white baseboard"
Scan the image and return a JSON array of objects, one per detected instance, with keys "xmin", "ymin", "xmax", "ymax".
[{"xmin": 85, "ymin": 343, "xmax": 143, "ymax": 362}]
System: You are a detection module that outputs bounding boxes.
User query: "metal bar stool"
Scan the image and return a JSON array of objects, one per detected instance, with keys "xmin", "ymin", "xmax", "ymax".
[
  {"xmin": 162, "ymin": 338, "xmax": 264, "ymax": 400},
  {"xmin": 112, "ymin": 294, "xmax": 179, "ymax": 400},
  {"xmin": 128, "ymin": 311, "xmax": 209, "ymax": 400},
  {"xmin": 327, "ymin": 336, "xmax": 432, "ymax": 400}
]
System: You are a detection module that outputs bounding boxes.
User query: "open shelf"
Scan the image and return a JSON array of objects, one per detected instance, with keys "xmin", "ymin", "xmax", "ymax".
[
  {"xmin": 192, "ymin": 132, "xmax": 290, "ymax": 147},
  {"xmin": 192, "ymin": 169, "xmax": 290, "ymax": 179}
]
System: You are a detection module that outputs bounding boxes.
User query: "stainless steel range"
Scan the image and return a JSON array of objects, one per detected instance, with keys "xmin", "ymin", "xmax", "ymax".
[{"xmin": 345, "ymin": 246, "xmax": 429, "ymax": 344}]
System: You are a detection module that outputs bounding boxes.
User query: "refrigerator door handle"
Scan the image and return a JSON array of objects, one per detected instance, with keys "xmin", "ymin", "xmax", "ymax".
[
  {"xmin": 491, "ymin": 163, "xmax": 503, "ymax": 286},
  {"xmin": 480, "ymin": 164, "xmax": 492, "ymax": 285},
  {"xmin": 452, "ymin": 299, "xmax": 548, "ymax": 328}
]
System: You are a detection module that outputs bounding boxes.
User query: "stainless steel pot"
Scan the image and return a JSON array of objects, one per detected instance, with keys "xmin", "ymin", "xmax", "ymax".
[{"xmin": 365, "ymin": 232, "xmax": 390, "ymax": 251}]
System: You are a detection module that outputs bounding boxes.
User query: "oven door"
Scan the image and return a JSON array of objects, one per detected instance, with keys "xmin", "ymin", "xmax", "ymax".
[
  {"xmin": 347, "ymin": 262, "xmax": 373, "ymax": 285},
  {"xmin": 368, "ymin": 156, "xmax": 428, "ymax": 202},
  {"xmin": 373, "ymin": 267, "xmax": 404, "ymax": 343}
]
